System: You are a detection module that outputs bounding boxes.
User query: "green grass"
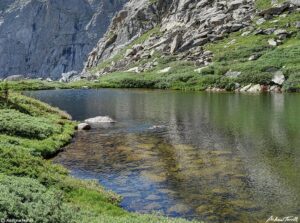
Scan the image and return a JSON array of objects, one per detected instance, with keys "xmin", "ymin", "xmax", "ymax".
[
  {"xmin": 255, "ymin": 0, "xmax": 286, "ymax": 10},
  {"xmin": 0, "ymin": 79, "xmax": 103, "ymax": 91}
]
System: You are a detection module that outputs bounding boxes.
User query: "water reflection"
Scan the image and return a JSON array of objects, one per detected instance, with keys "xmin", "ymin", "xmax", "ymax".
[{"xmin": 27, "ymin": 89, "xmax": 300, "ymax": 222}]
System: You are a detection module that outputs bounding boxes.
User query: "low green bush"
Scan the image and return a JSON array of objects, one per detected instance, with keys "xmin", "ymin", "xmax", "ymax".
[
  {"xmin": 0, "ymin": 146, "xmax": 68, "ymax": 187},
  {"xmin": 0, "ymin": 175, "xmax": 79, "ymax": 223},
  {"xmin": 0, "ymin": 109, "xmax": 58, "ymax": 139},
  {"xmin": 236, "ymin": 72, "xmax": 273, "ymax": 85},
  {"xmin": 283, "ymin": 73, "xmax": 300, "ymax": 92}
]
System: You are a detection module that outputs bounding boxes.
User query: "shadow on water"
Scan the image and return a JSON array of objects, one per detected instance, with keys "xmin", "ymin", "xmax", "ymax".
[{"xmin": 26, "ymin": 89, "xmax": 300, "ymax": 223}]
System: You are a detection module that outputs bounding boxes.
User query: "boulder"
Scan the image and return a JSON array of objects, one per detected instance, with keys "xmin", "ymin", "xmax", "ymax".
[
  {"xmin": 210, "ymin": 14, "xmax": 227, "ymax": 26},
  {"xmin": 240, "ymin": 84, "xmax": 252, "ymax": 92},
  {"xmin": 268, "ymin": 39, "xmax": 278, "ymax": 46},
  {"xmin": 158, "ymin": 67, "xmax": 171, "ymax": 74},
  {"xmin": 269, "ymin": 85, "xmax": 282, "ymax": 93},
  {"xmin": 77, "ymin": 123, "xmax": 91, "ymax": 131},
  {"xmin": 85, "ymin": 116, "xmax": 116, "ymax": 124},
  {"xmin": 271, "ymin": 71, "xmax": 285, "ymax": 85},
  {"xmin": 256, "ymin": 18, "xmax": 266, "ymax": 25},
  {"xmin": 258, "ymin": 3, "xmax": 290, "ymax": 19},
  {"xmin": 228, "ymin": 0, "xmax": 245, "ymax": 11},
  {"xmin": 126, "ymin": 67, "xmax": 140, "ymax": 73},
  {"xmin": 125, "ymin": 48, "xmax": 135, "ymax": 57},
  {"xmin": 248, "ymin": 54, "xmax": 260, "ymax": 61},
  {"xmin": 59, "ymin": 71, "xmax": 79, "ymax": 83},
  {"xmin": 5, "ymin": 75, "xmax": 24, "ymax": 81},
  {"xmin": 274, "ymin": 29, "xmax": 289, "ymax": 39},
  {"xmin": 247, "ymin": 84, "xmax": 261, "ymax": 93},
  {"xmin": 274, "ymin": 29, "xmax": 288, "ymax": 36}
]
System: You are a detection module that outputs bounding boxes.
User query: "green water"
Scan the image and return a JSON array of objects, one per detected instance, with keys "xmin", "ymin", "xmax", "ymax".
[{"xmin": 28, "ymin": 89, "xmax": 300, "ymax": 222}]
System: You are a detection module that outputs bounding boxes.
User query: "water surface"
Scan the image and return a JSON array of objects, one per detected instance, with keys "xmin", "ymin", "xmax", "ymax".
[{"xmin": 27, "ymin": 89, "xmax": 300, "ymax": 222}]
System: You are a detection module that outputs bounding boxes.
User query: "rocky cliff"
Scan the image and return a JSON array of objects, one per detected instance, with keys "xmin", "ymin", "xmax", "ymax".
[
  {"xmin": 0, "ymin": 0, "xmax": 126, "ymax": 79},
  {"xmin": 83, "ymin": 0, "xmax": 300, "ymax": 92},
  {"xmin": 85, "ymin": 0, "xmax": 256, "ymax": 73}
]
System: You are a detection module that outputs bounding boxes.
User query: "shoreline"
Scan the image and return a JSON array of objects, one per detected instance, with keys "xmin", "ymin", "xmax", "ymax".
[
  {"xmin": 1, "ymin": 79, "xmax": 300, "ymax": 93},
  {"xmin": 0, "ymin": 92, "xmax": 195, "ymax": 223}
]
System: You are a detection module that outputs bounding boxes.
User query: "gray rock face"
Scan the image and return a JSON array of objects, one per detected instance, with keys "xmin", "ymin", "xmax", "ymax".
[
  {"xmin": 5, "ymin": 75, "xmax": 24, "ymax": 81},
  {"xmin": 0, "ymin": 0, "xmax": 126, "ymax": 79},
  {"xmin": 84, "ymin": 0, "xmax": 256, "ymax": 74}
]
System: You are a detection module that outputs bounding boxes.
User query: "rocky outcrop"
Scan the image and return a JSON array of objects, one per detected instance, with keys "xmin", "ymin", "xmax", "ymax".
[
  {"xmin": 0, "ymin": 0, "xmax": 126, "ymax": 79},
  {"xmin": 84, "ymin": 0, "xmax": 256, "ymax": 75}
]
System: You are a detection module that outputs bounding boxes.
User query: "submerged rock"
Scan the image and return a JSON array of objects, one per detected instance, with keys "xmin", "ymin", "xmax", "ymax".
[
  {"xmin": 167, "ymin": 204, "xmax": 190, "ymax": 214},
  {"xmin": 145, "ymin": 194, "xmax": 161, "ymax": 201},
  {"xmin": 148, "ymin": 125, "xmax": 165, "ymax": 130}
]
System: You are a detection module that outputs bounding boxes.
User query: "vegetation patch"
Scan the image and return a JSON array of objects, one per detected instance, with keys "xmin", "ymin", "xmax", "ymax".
[{"xmin": 0, "ymin": 109, "xmax": 58, "ymax": 139}]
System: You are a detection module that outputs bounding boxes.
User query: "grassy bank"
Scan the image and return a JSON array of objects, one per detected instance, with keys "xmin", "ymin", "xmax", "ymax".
[{"xmin": 0, "ymin": 92, "xmax": 196, "ymax": 223}]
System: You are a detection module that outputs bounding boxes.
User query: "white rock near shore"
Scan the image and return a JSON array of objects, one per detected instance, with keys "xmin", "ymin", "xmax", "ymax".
[
  {"xmin": 77, "ymin": 123, "xmax": 91, "ymax": 131},
  {"xmin": 85, "ymin": 116, "xmax": 116, "ymax": 124}
]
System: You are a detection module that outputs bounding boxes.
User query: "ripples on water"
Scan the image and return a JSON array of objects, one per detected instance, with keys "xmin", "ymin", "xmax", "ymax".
[{"xmin": 27, "ymin": 89, "xmax": 300, "ymax": 223}]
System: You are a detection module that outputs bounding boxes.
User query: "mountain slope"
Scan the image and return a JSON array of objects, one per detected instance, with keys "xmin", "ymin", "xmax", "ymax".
[
  {"xmin": 84, "ymin": 0, "xmax": 300, "ymax": 92},
  {"xmin": 0, "ymin": 0, "xmax": 127, "ymax": 79},
  {"xmin": 85, "ymin": 0, "xmax": 256, "ymax": 71}
]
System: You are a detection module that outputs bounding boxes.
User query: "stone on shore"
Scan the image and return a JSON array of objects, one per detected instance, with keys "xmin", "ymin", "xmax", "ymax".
[
  {"xmin": 77, "ymin": 123, "xmax": 91, "ymax": 131},
  {"xmin": 272, "ymin": 71, "xmax": 285, "ymax": 85},
  {"xmin": 85, "ymin": 116, "xmax": 116, "ymax": 124}
]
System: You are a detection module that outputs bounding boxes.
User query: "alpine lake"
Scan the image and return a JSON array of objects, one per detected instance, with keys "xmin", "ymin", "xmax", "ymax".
[{"xmin": 27, "ymin": 89, "xmax": 300, "ymax": 223}]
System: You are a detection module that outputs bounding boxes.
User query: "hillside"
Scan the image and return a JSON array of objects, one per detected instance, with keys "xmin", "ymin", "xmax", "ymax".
[{"xmin": 84, "ymin": 0, "xmax": 300, "ymax": 92}]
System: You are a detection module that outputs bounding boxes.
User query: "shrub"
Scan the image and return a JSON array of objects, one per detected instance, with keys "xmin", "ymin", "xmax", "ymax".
[
  {"xmin": 0, "ymin": 146, "xmax": 69, "ymax": 188},
  {"xmin": 0, "ymin": 175, "xmax": 79, "ymax": 223},
  {"xmin": 283, "ymin": 73, "xmax": 300, "ymax": 92},
  {"xmin": 0, "ymin": 109, "xmax": 59, "ymax": 139},
  {"xmin": 236, "ymin": 73, "xmax": 273, "ymax": 85}
]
